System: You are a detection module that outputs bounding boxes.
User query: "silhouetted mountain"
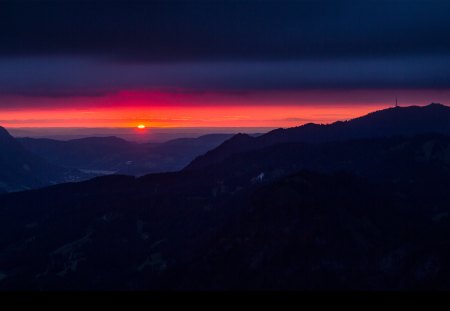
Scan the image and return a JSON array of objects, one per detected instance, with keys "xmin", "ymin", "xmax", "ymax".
[
  {"xmin": 0, "ymin": 126, "xmax": 87, "ymax": 192},
  {"xmin": 127, "ymin": 134, "xmax": 235, "ymax": 175},
  {"xmin": 187, "ymin": 103, "xmax": 450, "ymax": 170},
  {"xmin": 18, "ymin": 136, "xmax": 133, "ymax": 172},
  {"xmin": 2, "ymin": 133, "xmax": 450, "ymax": 289},
  {"xmin": 19, "ymin": 134, "xmax": 233, "ymax": 176}
]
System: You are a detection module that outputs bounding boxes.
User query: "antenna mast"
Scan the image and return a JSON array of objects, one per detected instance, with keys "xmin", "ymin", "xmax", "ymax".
[{"xmin": 395, "ymin": 97, "xmax": 398, "ymax": 108}]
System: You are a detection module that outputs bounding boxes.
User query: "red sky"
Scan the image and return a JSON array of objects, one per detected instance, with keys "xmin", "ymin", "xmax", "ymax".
[{"xmin": 1, "ymin": 89, "xmax": 449, "ymax": 129}]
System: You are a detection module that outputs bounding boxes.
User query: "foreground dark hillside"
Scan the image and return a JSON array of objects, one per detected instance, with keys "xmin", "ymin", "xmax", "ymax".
[
  {"xmin": 1, "ymin": 134, "xmax": 450, "ymax": 289},
  {"xmin": 180, "ymin": 172, "xmax": 450, "ymax": 290}
]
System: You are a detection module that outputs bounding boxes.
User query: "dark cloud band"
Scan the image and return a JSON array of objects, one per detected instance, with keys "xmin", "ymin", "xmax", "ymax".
[
  {"xmin": 1, "ymin": 1, "xmax": 450, "ymax": 61},
  {"xmin": 0, "ymin": 56, "xmax": 450, "ymax": 98}
]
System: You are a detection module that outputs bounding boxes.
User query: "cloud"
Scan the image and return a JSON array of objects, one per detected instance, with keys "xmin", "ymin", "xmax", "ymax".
[
  {"xmin": 0, "ymin": 55, "xmax": 450, "ymax": 99},
  {"xmin": 1, "ymin": 1, "xmax": 450, "ymax": 61},
  {"xmin": 1, "ymin": 1, "xmax": 450, "ymax": 104}
]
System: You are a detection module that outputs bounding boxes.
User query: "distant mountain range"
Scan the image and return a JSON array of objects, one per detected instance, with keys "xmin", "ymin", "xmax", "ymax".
[
  {"xmin": 18, "ymin": 134, "xmax": 234, "ymax": 176},
  {"xmin": 2, "ymin": 103, "xmax": 450, "ymax": 290}
]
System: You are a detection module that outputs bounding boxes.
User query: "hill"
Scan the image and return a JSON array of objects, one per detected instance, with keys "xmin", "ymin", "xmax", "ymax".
[{"xmin": 187, "ymin": 103, "xmax": 450, "ymax": 170}]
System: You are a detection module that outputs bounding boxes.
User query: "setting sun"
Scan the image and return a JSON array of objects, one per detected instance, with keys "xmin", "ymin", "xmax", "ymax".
[{"xmin": 137, "ymin": 124, "xmax": 146, "ymax": 129}]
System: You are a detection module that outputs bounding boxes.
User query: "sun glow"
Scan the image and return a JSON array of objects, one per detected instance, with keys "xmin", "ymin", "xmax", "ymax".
[{"xmin": 137, "ymin": 124, "xmax": 146, "ymax": 129}]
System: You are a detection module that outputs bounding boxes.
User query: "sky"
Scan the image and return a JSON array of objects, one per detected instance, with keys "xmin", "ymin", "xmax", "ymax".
[{"xmin": 1, "ymin": 0, "xmax": 450, "ymax": 130}]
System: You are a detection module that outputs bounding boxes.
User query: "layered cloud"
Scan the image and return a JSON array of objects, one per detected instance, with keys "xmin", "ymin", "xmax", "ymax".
[
  {"xmin": 1, "ymin": 55, "xmax": 450, "ymax": 99},
  {"xmin": 1, "ymin": 1, "xmax": 450, "ymax": 99}
]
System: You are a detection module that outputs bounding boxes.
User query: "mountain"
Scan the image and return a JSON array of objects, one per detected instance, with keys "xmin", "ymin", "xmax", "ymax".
[
  {"xmin": 0, "ymin": 126, "xmax": 87, "ymax": 193},
  {"xmin": 2, "ymin": 133, "xmax": 450, "ymax": 289},
  {"xmin": 186, "ymin": 134, "xmax": 450, "ymax": 185},
  {"xmin": 123, "ymin": 134, "xmax": 235, "ymax": 175},
  {"xmin": 18, "ymin": 136, "xmax": 139, "ymax": 175},
  {"xmin": 18, "ymin": 134, "xmax": 233, "ymax": 176},
  {"xmin": 187, "ymin": 103, "xmax": 450, "ymax": 170},
  {"xmin": 179, "ymin": 170, "xmax": 450, "ymax": 290}
]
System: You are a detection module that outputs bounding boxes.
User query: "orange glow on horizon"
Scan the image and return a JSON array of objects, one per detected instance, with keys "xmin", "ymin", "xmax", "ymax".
[
  {"xmin": 0, "ymin": 104, "xmax": 390, "ymax": 128},
  {"xmin": 2, "ymin": 88, "xmax": 449, "ymax": 129}
]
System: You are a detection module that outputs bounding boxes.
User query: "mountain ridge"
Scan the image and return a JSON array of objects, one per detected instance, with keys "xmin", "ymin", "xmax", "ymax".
[
  {"xmin": 186, "ymin": 103, "xmax": 450, "ymax": 170},
  {"xmin": 18, "ymin": 133, "xmax": 234, "ymax": 176}
]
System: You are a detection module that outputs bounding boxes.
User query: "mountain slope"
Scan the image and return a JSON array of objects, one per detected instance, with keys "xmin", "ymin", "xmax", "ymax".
[
  {"xmin": 0, "ymin": 126, "xmax": 86, "ymax": 192},
  {"xmin": 178, "ymin": 171, "xmax": 450, "ymax": 290},
  {"xmin": 187, "ymin": 103, "xmax": 450, "ymax": 170}
]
